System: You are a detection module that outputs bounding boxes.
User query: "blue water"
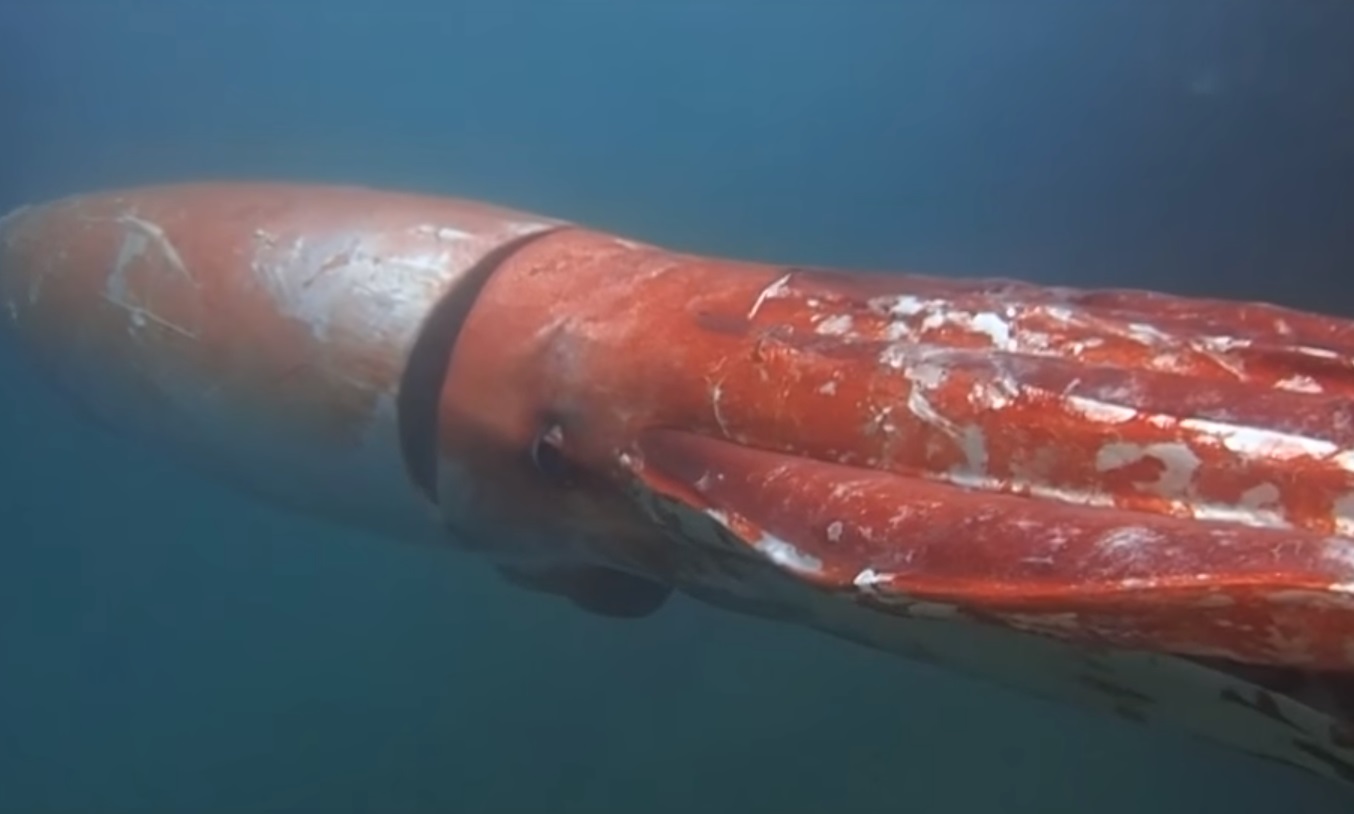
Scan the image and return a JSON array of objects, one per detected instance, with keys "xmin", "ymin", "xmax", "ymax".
[{"xmin": 2, "ymin": 2, "xmax": 1353, "ymax": 811}]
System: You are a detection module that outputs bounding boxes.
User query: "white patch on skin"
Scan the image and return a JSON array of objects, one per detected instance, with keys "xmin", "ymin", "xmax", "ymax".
[
  {"xmin": 1337, "ymin": 494, "xmax": 1354, "ymax": 537},
  {"xmin": 102, "ymin": 217, "xmax": 199, "ymax": 338},
  {"xmin": 1195, "ymin": 335, "xmax": 1252, "ymax": 353},
  {"xmin": 851, "ymin": 569, "xmax": 962, "ymax": 619},
  {"xmin": 754, "ymin": 534, "xmax": 824, "ymax": 576},
  {"xmin": 1180, "ymin": 417, "xmax": 1342, "ymax": 466},
  {"xmin": 882, "ymin": 321, "xmax": 913, "ymax": 342},
  {"xmin": 1185, "ymin": 482, "xmax": 1288, "ymax": 529},
  {"xmin": 879, "ymin": 344, "xmax": 909, "ymax": 370},
  {"xmin": 710, "ymin": 381, "xmax": 731, "ymax": 436},
  {"xmin": 1275, "ymin": 375, "xmax": 1323, "ymax": 394},
  {"xmin": 1292, "ymin": 346, "xmax": 1340, "ymax": 360},
  {"xmin": 853, "ymin": 567, "xmax": 887, "ymax": 587},
  {"xmin": 880, "ymin": 295, "xmax": 927, "ymax": 317},
  {"xmin": 705, "ymin": 509, "xmax": 823, "ymax": 577},
  {"xmin": 815, "ymin": 314, "xmax": 854, "ymax": 336},
  {"xmin": 969, "ymin": 311, "xmax": 1013, "ymax": 349},
  {"xmin": 255, "ymin": 231, "xmax": 452, "ymax": 345},
  {"xmin": 412, "ymin": 223, "xmax": 472, "ymax": 241},
  {"xmin": 1095, "ymin": 441, "xmax": 1201, "ymax": 496},
  {"xmin": 1043, "ymin": 305, "xmax": 1074, "ymax": 323},
  {"xmin": 1126, "ymin": 322, "xmax": 1171, "ymax": 344},
  {"xmin": 826, "ymin": 521, "xmax": 844, "ymax": 542},
  {"xmin": 747, "ymin": 273, "xmax": 793, "ymax": 320},
  {"xmin": 1117, "ymin": 578, "xmax": 1157, "ymax": 590},
  {"xmin": 1089, "ymin": 526, "xmax": 1168, "ymax": 574},
  {"xmin": 1328, "ymin": 536, "xmax": 1354, "ymax": 581},
  {"xmin": 968, "ymin": 380, "xmax": 1014, "ymax": 410},
  {"xmin": 914, "ymin": 308, "xmax": 1015, "ymax": 350},
  {"xmin": 105, "ymin": 229, "xmax": 147, "ymax": 306},
  {"xmin": 1065, "ymin": 395, "xmax": 1138, "ymax": 424},
  {"xmin": 1098, "ymin": 526, "xmax": 1162, "ymax": 553},
  {"xmin": 115, "ymin": 214, "xmax": 193, "ymax": 283},
  {"xmin": 906, "ymin": 388, "xmax": 959, "ymax": 437},
  {"xmin": 930, "ymin": 466, "xmax": 1118, "ymax": 510},
  {"xmin": 817, "ymin": 381, "xmax": 838, "ymax": 396},
  {"xmin": 868, "ymin": 405, "xmax": 898, "ymax": 437},
  {"xmin": 1022, "ymin": 330, "xmax": 1054, "ymax": 352},
  {"xmin": 910, "ymin": 362, "xmax": 948, "ymax": 389},
  {"xmin": 872, "ymin": 297, "xmax": 1018, "ymax": 351},
  {"xmin": 1240, "ymin": 483, "xmax": 1281, "ymax": 511},
  {"xmin": 957, "ymin": 425, "xmax": 989, "ymax": 476},
  {"xmin": 1191, "ymin": 503, "xmax": 1289, "ymax": 529}
]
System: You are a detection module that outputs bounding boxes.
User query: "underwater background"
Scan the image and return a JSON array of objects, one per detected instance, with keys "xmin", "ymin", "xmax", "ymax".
[{"xmin": 2, "ymin": 2, "xmax": 1353, "ymax": 812}]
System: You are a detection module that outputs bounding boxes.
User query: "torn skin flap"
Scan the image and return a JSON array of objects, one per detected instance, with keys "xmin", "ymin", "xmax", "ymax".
[{"xmin": 637, "ymin": 428, "xmax": 1354, "ymax": 671}]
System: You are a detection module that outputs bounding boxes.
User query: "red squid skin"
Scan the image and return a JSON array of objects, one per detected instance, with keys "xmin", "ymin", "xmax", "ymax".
[
  {"xmin": 4, "ymin": 181, "xmax": 1354, "ymax": 786},
  {"xmin": 442, "ymin": 226, "xmax": 1354, "ymax": 670}
]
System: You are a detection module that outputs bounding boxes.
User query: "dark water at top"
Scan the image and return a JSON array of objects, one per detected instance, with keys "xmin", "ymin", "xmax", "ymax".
[{"xmin": 1, "ymin": 2, "xmax": 1352, "ymax": 811}]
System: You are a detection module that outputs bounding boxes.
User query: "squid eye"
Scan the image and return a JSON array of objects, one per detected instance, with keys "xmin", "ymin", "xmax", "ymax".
[{"xmin": 530, "ymin": 422, "xmax": 572, "ymax": 482}]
